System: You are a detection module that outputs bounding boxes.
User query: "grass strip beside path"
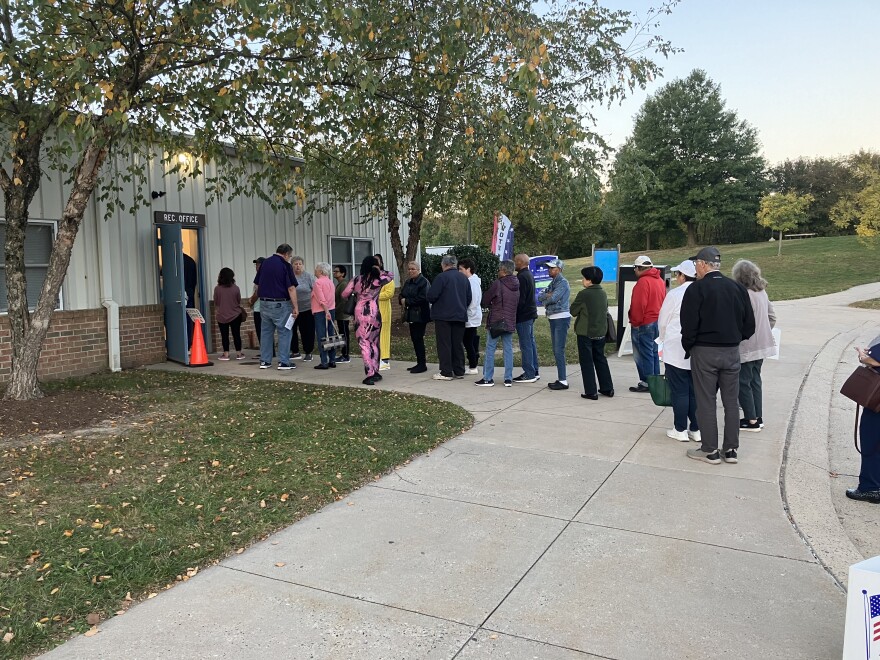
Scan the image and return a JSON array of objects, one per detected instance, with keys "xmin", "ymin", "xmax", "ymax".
[
  {"xmin": 850, "ymin": 298, "xmax": 880, "ymax": 310},
  {"xmin": 0, "ymin": 371, "xmax": 472, "ymax": 659}
]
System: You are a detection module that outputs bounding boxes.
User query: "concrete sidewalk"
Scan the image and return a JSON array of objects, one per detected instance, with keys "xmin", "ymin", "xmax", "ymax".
[{"xmin": 43, "ymin": 283, "xmax": 880, "ymax": 659}]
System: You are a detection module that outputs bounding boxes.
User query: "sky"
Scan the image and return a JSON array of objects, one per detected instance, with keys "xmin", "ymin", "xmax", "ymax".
[{"xmin": 589, "ymin": 0, "xmax": 880, "ymax": 166}]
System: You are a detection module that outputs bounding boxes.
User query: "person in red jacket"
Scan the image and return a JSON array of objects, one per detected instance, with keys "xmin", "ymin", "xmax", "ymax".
[{"xmin": 628, "ymin": 255, "xmax": 666, "ymax": 392}]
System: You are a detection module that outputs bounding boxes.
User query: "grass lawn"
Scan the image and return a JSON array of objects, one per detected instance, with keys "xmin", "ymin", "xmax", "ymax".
[
  {"xmin": 851, "ymin": 298, "xmax": 880, "ymax": 310},
  {"xmin": 0, "ymin": 371, "xmax": 471, "ymax": 659},
  {"xmin": 563, "ymin": 235, "xmax": 880, "ymax": 306}
]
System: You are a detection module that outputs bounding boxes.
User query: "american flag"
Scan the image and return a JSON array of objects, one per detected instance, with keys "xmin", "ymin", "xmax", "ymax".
[{"xmin": 870, "ymin": 594, "xmax": 880, "ymax": 643}]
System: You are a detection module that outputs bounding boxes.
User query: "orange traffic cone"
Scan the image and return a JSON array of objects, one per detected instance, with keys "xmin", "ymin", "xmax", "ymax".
[{"xmin": 187, "ymin": 319, "xmax": 212, "ymax": 367}]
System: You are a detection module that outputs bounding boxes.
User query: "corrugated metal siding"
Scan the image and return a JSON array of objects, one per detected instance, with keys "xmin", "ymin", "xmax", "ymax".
[{"xmin": 23, "ymin": 148, "xmax": 411, "ymax": 310}]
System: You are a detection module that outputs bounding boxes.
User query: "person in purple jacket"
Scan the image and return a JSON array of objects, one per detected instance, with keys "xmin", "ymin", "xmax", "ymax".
[{"xmin": 475, "ymin": 259, "xmax": 519, "ymax": 387}]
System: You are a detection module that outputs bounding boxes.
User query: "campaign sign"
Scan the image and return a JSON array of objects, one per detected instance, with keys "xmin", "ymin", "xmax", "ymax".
[
  {"xmin": 529, "ymin": 255, "xmax": 556, "ymax": 307},
  {"xmin": 593, "ymin": 247, "xmax": 620, "ymax": 283},
  {"xmin": 844, "ymin": 556, "xmax": 880, "ymax": 659}
]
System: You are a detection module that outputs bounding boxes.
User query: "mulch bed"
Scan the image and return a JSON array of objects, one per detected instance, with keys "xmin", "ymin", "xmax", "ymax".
[{"xmin": 0, "ymin": 391, "xmax": 136, "ymax": 442}]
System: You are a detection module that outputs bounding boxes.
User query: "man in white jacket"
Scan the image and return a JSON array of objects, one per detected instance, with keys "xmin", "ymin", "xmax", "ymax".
[
  {"xmin": 657, "ymin": 260, "xmax": 701, "ymax": 443},
  {"xmin": 459, "ymin": 258, "xmax": 483, "ymax": 375}
]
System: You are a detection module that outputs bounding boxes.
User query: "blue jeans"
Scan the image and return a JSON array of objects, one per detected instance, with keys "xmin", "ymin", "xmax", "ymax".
[
  {"xmin": 314, "ymin": 310, "xmax": 337, "ymax": 366},
  {"xmin": 548, "ymin": 317, "xmax": 570, "ymax": 381},
  {"xmin": 631, "ymin": 322, "xmax": 659, "ymax": 384},
  {"xmin": 516, "ymin": 319, "xmax": 539, "ymax": 378},
  {"xmin": 665, "ymin": 363, "xmax": 698, "ymax": 433},
  {"xmin": 259, "ymin": 300, "xmax": 292, "ymax": 365},
  {"xmin": 483, "ymin": 330, "xmax": 514, "ymax": 382}
]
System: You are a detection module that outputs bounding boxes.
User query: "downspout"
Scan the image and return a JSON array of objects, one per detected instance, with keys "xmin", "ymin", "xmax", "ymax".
[{"xmin": 96, "ymin": 215, "xmax": 121, "ymax": 372}]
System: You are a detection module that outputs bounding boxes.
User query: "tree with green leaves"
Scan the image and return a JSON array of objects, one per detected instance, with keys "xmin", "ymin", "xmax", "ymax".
[
  {"xmin": 768, "ymin": 156, "xmax": 856, "ymax": 236},
  {"xmin": 607, "ymin": 68, "xmax": 766, "ymax": 248},
  {"xmin": 0, "ymin": 0, "xmax": 319, "ymax": 400},
  {"xmin": 830, "ymin": 151, "xmax": 880, "ymax": 238},
  {"xmin": 757, "ymin": 192, "xmax": 814, "ymax": 255},
  {"xmin": 288, "ymin": 0, "xmax": 676, "ymax": 275}
]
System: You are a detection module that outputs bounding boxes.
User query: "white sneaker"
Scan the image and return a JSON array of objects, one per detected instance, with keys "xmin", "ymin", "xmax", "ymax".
[
  {"xmin": 688, "ymin": 430, "xmax": 702, "ymax": 443},
  {"xmin": 379, "ymin": 360, "xmax": 391, "ymax": 371},
  {"xmin": 666, "ymin": 428, "xmax": 689, "ymax": 442},
  {"xmin": 432, "ymin": 373, "xmax": 453, "ymax": 381},
  {"xmin": 465, "ymin": 367, "xmax": 479, "ymax": 375}
]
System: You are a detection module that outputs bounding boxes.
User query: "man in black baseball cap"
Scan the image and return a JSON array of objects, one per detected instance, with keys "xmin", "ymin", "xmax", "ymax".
[{"xmin": 680, "ymin": 246, "xmax": 755, "ymax": 466}]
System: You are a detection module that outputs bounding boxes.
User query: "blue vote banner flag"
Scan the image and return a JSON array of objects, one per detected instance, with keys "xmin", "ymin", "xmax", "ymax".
[{"xmin": 492, "ymin": 213, "xmax": 514, "ymax": 261}]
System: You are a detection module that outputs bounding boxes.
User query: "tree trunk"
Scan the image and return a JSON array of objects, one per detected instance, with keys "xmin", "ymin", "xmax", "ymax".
[
  {"xmin": 687, "ymin": 221, "xmax": 697, "ymax": 248},
  {"xmin": 4, "ymin": 133, "xmax": 109, "ymax": 400},
  {"xmin": 645, "ymin": 231, "xmax": 651, "ymax": 251},
  {"xmin": 778, "ymin": 229, "xmax": 783, "ymax": 256},
  {"xmin": 386, "ymin": 189, "xmax": 406, "ymax": 276}
]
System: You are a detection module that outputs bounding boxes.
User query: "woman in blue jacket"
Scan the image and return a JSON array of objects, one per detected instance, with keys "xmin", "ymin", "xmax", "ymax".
[{"xmin": 538, "ymin": 259, "xmax": 571, "ymax": 391}]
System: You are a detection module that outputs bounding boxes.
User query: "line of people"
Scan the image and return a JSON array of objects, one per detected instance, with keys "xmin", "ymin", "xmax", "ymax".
[{"xmin": 633, "ymin": 248, "xmax": 777, "ymax": 466}]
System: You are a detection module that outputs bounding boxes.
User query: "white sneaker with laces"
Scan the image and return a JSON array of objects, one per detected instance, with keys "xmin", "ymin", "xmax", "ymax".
[
  {"xmin": 465, "ymin": 367, "xmax": 479, "ymax": 375},
  {"xmin": 666, "ymin": 428, "xmax": 689, "ymax": 442},
  {"xmin": 688, "ymin": 429, "xmax": 701, "ymax": 442},
  {"xmin": 432, "ymin": 373, "xmax": 453, "ymax": 381}
]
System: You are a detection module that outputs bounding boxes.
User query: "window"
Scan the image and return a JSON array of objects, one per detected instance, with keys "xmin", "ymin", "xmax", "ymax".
[
  {"xmin": 0, "ymin": 220, "xmax": 61, "ymax": 313},
  {"xmin": 329, "ymin": 236, "xmax": 374, "ymax": 280}
]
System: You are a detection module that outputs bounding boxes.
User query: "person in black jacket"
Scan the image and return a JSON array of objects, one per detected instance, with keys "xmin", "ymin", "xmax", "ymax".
[
  {"xmin": 681, "ymin": 246, "xmax": 755, "ymax": 465},
  {"xmin": 399, "ymin": 261, "xmax": 431, "ymax": 374},
  {"xmin": 427, "ymin": 255, "xmax": 472, "ymax": 380},
  {"xmin": 513, "ymin": 253, "xmax": 540, "ymax": 382}
]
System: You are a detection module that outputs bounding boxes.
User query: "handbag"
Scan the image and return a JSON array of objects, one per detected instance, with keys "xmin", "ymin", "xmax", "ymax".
[
  {"xmin": 321, "ymin": 320, "xmax": 347, "ymax": 351},
  {"xmin": 646, "ymin": 374, "xmax": 673, "ymax": 407},
  {"xmin": 406, "ymin": 305, "xmax": 425, "ymax": 324},
  {"xmin": 605, "ymin": 311, "xmax": 617, "ymax": 343},
  {"xmin": 840, "ymin": 365, "xmax": 880, "ymax": 413},
  {"xmin": 238, "ymin": 308, "xmax": 248, "ymax": 323},
  {"xmin": 342, "ymin": 287, "xmax": 358, "ymax": 317}
]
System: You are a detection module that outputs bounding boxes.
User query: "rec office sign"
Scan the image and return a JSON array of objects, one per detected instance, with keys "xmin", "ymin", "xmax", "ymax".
[{"xmin": 153, "ymin": 211, "xmax": 206, "ymax": 228}]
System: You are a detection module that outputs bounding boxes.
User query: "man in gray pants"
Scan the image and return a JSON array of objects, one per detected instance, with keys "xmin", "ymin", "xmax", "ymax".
[{"xmin": 680, "ymin": 247, "xmax": 755, "ymax": 465}]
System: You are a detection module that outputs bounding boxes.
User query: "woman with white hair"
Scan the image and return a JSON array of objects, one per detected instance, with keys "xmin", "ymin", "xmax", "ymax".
[
  {"xmin": 311, "ymin": 262, "xmax": 337, "ymax": 370},
  {"xmin": 732, "ymin": 259, "xmax": 777, "ymax": 432}
]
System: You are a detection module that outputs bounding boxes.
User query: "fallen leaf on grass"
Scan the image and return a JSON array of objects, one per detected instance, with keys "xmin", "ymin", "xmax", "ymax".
[
  {"xmin": 62, "ymin": 530, "xmax": 74, "ymax": 537},
  {"xmin": 83, "ymin": 626, "xmax": 100, "ymax": 637},
  {"xmin": 260, "ymin": 500, "xmax": 266, "ymax": 508},
  {"xmin": 279, "ymin": 493, "xmax": 289, "ymax": 502},
  {"xmin": 3, "ymin": 632, "xmax": 14, "ymax": 643},
  {"xmin": 50, "ymin": 588, "xmax": 59, "ymax": 595},
  {"xmin": 147, "ymin": 593, "xmax": 158, "ymax": 599},
  {"xmin": 235, "ymin": 548, "xmax": 244, "ymax": 554},
  {"xmin": 87, "ymin": 613, "xmax": 100, "ymax": 626}
]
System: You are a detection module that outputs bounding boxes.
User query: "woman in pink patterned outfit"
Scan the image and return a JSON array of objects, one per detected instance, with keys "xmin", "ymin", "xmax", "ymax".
[{"xmin": 342, "ymin": 256, "xmax": 393, "ymax": 385}]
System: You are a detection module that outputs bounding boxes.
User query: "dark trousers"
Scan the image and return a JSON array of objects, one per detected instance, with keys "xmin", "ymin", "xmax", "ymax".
[
  {"xmin": 435, "ymin": 320, "xmax": 466, "ymax": 377},
  {"xmin": 409, "ymin": 322, "xmax": 428, "ymax": 366},
  {"xmin": 218, "ymin": 317, "xmax": 243, "ymax": 353},
  {"xmin": 338, "ymin": 319, "xmax": 350, "ymax": 358},
  {"xmin": 463, "ymin": 327, "xmax": 480, "ymax": 368},
  {"xmin": 576, "ymin": 335, "xmax": 613, "ymax": 396},
  {"xmin": 691, "ymin": 345, "xmax": 741, "ymax": 452},
  {"xmin": 291, "ymin": 309, "xmax": 315, "ymax": 354},
  {"xmin": 253, "ymin": 311, "xmax": 262, "ymax": 345},
  {"xmin": 738, "ymin": 359, "xmax": 764, "ymax": 421},
  {"xmin": 665, "ymin": 363, "xmax": 698, "ymax": 433},
  {"xmin": 859, "ymin": 408, "xmax": 880, "ymax": 491}
]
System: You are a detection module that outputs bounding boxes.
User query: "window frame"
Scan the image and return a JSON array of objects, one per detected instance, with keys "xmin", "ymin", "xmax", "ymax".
[
  {"xmin": 0, "ymin": 218, "xmax": 63, "ymax": 314},
  {"xmin": 328, "ymin": 235, "xmax": 375, "ymax": 281}
]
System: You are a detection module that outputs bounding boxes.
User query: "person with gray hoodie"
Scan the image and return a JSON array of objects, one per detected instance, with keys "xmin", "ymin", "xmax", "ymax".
[
  {"xmin": 475, "ymin": 260, "xmax": 519, "ymax": 387},
  {"xmin": 732, "ymin": 259, "xmax": 777, "ymax": 433},
  {"xmin": 538, "ymin": 258, "xmax": 572, "ymax": 390}
]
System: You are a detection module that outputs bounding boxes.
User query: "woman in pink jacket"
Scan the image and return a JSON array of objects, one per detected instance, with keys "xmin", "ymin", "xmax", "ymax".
[{"xmin": 311, "ymin": 262, "xmax": 338, "ymax": 370}]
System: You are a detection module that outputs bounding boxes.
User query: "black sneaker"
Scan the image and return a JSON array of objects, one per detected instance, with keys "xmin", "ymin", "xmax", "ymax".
[
  {"xmin": 277, "ymin": 363, "xmax": 295, "ymax": 370},
  {"xmin": 337, "ymin": 356, "xmax": 351, "ymax": 363},
  {"xmin": 629, "ymin": 383, "xmax": 650, "ymax": 393},
  {"xmin": 474, "ymin": 379, "xmax": 495, "ymax": 387},
  {"xmin": 547, "ymin": 381, "xmax": 569, "ymax": 391},
  {"xmin": 739, "ymin": 420, "xmax": 761, "ymax": 432},
  {"xmin": 303, "ymin": 354, "xmax": 313, "ymax": 362},
  {"xmin": 758, "ymin": 417, "xmax": 764, "ymax": 428},
  {"xmin": 291, "ymin": 353, "xmax": 303, "ymax": 360},
  {"xmin": 259, "ymin": 361, "xmax": 271, "ymax": 369},
  {"xmin": 513, "ymin": 374, "xmax": 539, "ymax": 383},
  {"xmin": 410, "ymin": 365, "xmax": 428, "ymax": 374},
  {"xmin": 723, "ymin": 449, "xmax": 738, "ymax": 464},
  {"xmin": 504, "ymin": 379, "xmax": 512, "ymax": 387}
]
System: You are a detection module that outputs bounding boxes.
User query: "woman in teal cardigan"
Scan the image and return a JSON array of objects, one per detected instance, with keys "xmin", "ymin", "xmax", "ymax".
[{"xmin": 570, "ymin": 266, "xmax": 614, "ymax": 400}]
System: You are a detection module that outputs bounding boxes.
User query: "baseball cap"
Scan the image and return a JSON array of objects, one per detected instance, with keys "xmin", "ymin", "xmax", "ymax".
[
  {"xmin": 671, "ymin": 259, "xmax": 697, "ymax": 278},
  {"xmin": 690, "ymin": 246, "xmax": 721, "ymax": 264},
  {"xmin": 634, "ymin": 255, "xmax": 653, "ymax": 267},
  {"xmin": 541, "ymin": 258, "xmax": 564, "ymax": 269},
  {"xmin": 253, "ymin": 257, "xmax": 266, "ymax": 264}
]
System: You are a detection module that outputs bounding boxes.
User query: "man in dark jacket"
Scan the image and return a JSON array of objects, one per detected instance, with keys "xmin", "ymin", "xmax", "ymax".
[
  {"xmin": 681, "ymin": 246, "xmax": 756, "ymax": 465},
  {"xmin": 427, "ymin": 254, "xmax": 472, "ymax": 380},
  {"xmin": 475, "ymin": 260, "xmax": 520, "ymax": 387},
  {"xmin": 513, "ymin": 253, "xmax": 540, "ymax": 383}
]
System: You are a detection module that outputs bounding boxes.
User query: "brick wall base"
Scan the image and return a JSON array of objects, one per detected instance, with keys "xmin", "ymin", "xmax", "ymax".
[{"xmin": 0, "ymin": 304, "xmax": 166, "ymax": 385}]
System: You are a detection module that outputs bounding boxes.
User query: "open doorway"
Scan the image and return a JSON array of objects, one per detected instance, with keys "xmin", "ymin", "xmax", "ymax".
[{"xmin": 156, "ymin": 222, "xmax": 209, "ymax": 364}]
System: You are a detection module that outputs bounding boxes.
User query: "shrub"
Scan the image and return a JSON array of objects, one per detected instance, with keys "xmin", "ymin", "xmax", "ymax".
[{"xmin": 420, "ymin": 245, "xmax": 500, "ymax": 294}]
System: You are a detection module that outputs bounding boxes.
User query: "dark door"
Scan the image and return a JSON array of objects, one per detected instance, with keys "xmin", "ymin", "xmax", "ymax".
[{"xmin": 157, "ymin": 224, "xmax": 189, "ymax": 364}]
